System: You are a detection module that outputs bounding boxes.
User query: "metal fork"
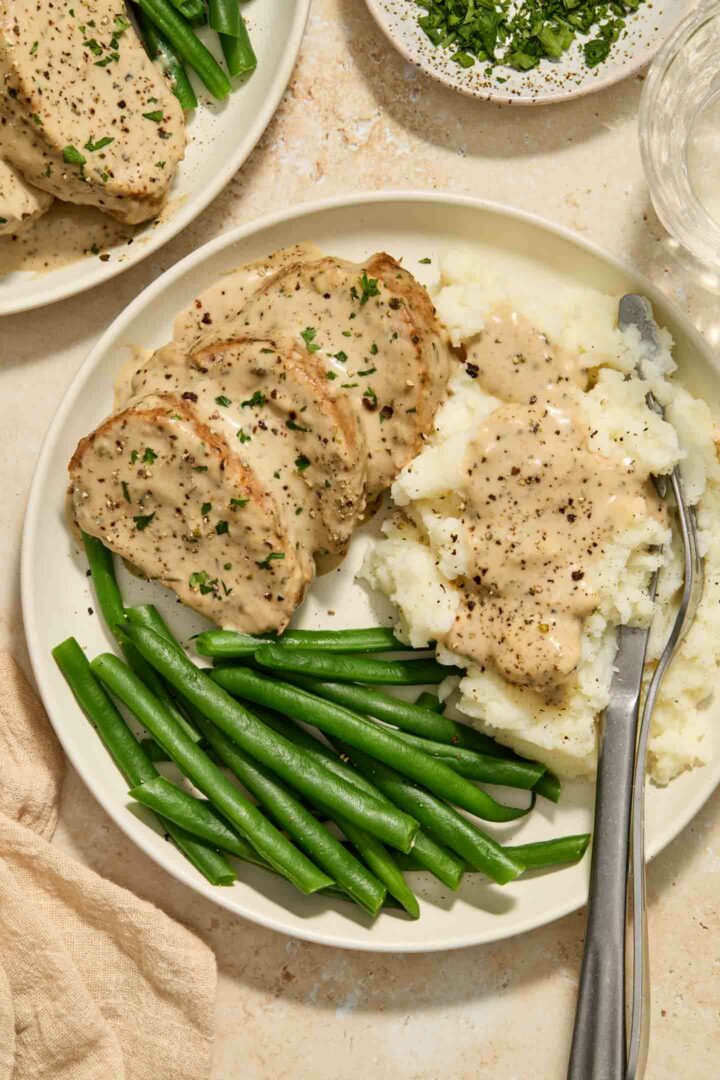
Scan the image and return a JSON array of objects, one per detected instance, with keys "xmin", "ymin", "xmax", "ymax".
[{"xmin": 568, "ymin": 295, "xmax": 704, "ymax": 1080}]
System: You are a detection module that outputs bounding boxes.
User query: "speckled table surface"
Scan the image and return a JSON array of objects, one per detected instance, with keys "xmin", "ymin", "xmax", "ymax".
[{"xmin": 2, "ymin": 2, "xmax": 719, "ymax": 1077}]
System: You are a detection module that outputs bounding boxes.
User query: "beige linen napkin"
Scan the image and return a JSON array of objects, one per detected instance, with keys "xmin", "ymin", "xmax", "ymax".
[{"xmin": 0, "ymin": 651, "xmax": 217, "ymax": 1080}]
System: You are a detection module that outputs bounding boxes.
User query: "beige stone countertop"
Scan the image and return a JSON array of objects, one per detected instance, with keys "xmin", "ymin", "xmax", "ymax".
[{"xmin": 2, "ymin": 1, "xmax": 719, "ymax": 1076}]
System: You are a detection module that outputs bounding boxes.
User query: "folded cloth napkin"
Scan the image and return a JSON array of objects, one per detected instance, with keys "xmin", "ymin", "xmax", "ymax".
[{"xmin": 0, "ymin": 651, "xmax": 217, "ymax": 1079}]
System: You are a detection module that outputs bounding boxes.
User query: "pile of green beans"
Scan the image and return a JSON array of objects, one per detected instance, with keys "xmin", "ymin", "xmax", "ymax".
[
  {"xmin": 133, "ymin": 0, "xmax": 256, "ymax": 109},
  {"xmin": 55, "ymin": 537, "xmax": 590, "ymax": 922}
]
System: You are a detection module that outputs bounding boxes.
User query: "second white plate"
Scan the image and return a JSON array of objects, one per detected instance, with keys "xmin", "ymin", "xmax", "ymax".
[
  {"xmin": 22, "ymin": 192, "xmax": 720, "ymax": 951},
  {"xmin": 0, "ymin": 0, "xmax": 309, "ymax": 316}
]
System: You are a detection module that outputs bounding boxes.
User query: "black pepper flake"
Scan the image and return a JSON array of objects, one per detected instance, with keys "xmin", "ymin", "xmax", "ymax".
[{"xmin": 182, "ymin": 391, "xmax": 198, "ymax": 402}]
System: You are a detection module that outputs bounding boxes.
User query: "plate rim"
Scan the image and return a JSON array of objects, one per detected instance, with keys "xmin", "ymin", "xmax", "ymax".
[
  {"xmin": 0, "ymin": 0, "xmax": 311, "ymax": 317},
  {"xmin": 22, "ymin": 189, "xmax": 720, "ymax": 951},
  {"xmin": 362, "ymin": 0, "xmax": 686, "ymax": 106}
]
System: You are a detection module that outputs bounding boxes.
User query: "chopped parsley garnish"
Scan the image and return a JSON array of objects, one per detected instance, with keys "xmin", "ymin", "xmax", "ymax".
[
  {"xmin": 201, "ymin": 502, "xmax": 212, "ymax": 516},
  {"xmin": 295, "ymin": 455, "xmax": 311, "ymax": 472},
  {"xmin": 143, "ymin": 110, "xmax": 164, "ymax": 123},
  {"xmin": 133, "ymin": 512, "xmax": 155, "ymax": 531},
  {"xmin": 142, "ymin": 447, "xmax": 157, "ymax": 464},
  {"xmin": 189, "ymin": 570, "xmax": 218, "ymax": 595},
  {"xmin": 114, "ymin": 13, "xmax": 130, "ymax": 32},
  {"xmin": 84, "ymin": 135, "xmax": 114, "ymax": 152},
  {"xmin": 215, "ymin": 520, "xmax": 229, "ymax": 535},
  {"xmin": 256, "ymin": 551, "xmax": 286, "ymax": 569},
  {"xmin": 215, "ymin": 395, "xmax": 231, "ymax": 407},
  {"xmin": 332, "ymin": 351, "xmax": 348, "ymax": 363},
  {"xmin": 340, "ymin": 382, "xmax": 358, "ymax": 389},
  {"xmin": 326, "ymin": 371, "xmax": 337, "ymax": 380},
  {"xmin": 121, "ymin": 481, "xmax": 131, "ymax": 503},
  {"xmin": 241, "ymin": 390, "xmax": 265, "ymax": 409},
  {"xmin": 419, "ymin": 257, "xmax": 432, "ymax": 264},
  {"xmin": 237, "ymin": 429, "xmax": 251, "ymax": 444},
  {"xmin": 0, "ymin": 218, "xmax": 6, "ymax": 225},
  {"xmin": 300, "ymin": 327, "xmax": 320, "ymax": 353},
  {"xmin": 363, "ymin": 386, "xmax": 378, "ymax": 409},
  {"xmin": 192, "ymin": 465, "xmax": 208, "ymax": 472},
  {"xmin": 358, "ymin": 367, "xmax": 377, "ymax": 377},
  {"xmin": 295, "ymin": 507, "xmax": 304, "ymax": 515},
  {"xmin": 286, "ymin": 418, "xmax": 310, "ymax": 432},
  {"xmin": 230, "ymin": 497, "xmax": 248, "ymax": 509},
  {"xmin": 370, "ymin": 342, "xmax": 379, "ymax": 355},
  {"xmin": 357, "ymin": 271, "xmax": 380, "ymax": 306},
  {"xmin": 83, "ymin": 37, "xmax": 103, "ymax": 56},
  {"xmin": 130, "ymin": 449, "xmax": 139, "ymax": 464},
  {"xmin": 30, "ymin": 40, "xmax": 38, "ymax": 54},
  {"xmin": 415, "ymin": 0, "xmax": 644, "ymax": 75},
  {"xmin": 62, "ymin": 145, "xmax": 86, "ymax": 166},
  {"xmin": 341, "ymin": 330, "xmax": 353, "ymax": 338}
]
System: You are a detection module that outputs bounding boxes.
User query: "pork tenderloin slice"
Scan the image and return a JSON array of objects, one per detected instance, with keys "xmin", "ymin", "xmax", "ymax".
[
  {"xmin": 128, "ymin": 335, "xmax": 368, "ymax": 555},
  {"xmin": 0, "ymin": 1, "xmax": 185, "ymax": 224},
  {"xmin": 228, "ymin": 253, "xmax": 453, "ymax": 498},
  {"xmin": 0, "ymin": 158, "xmax": 52, "ymax": 236},
  {"xmin": 69, "ymin": 393, "xmax": 309, "ymax": 635}
]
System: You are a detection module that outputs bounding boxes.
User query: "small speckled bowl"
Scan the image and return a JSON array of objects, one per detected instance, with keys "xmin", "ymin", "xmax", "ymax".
[{"xmin": 363, "ymin": 0, "xmax": 691, "ymax": 105}]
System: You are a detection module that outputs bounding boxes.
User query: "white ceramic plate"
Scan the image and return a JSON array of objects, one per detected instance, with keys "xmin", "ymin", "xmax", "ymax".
[
  {"xmin": 0, "ymin": 0, "xmax": 309, "ymax": 316},
  {"xmin": 364, "ymin": 0, "xmax": 690, "ymax": 105},
  {"xmin": 22, "ymin": 193, "xmax": 720, "ymax": 952}
]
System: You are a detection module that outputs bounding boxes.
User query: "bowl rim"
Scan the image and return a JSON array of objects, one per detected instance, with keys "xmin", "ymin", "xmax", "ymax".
[
  {"xmin": 22, "ymin": 189, "xmax": 720, "ymax": 951},
  {"xmin": 363, "ymin": 0, "xmax": 688, "ymax": 106}
]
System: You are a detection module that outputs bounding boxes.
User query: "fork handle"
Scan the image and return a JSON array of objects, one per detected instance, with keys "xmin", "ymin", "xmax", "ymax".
[{"xmin": 567, "ymin": 625, "xmax": 648, "ymax": 1079}]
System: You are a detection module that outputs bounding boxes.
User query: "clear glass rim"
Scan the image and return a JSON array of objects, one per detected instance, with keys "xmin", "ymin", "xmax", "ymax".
[{"xmin": 639, "ymin": 3, "xmax": 720, "ymax": 273}]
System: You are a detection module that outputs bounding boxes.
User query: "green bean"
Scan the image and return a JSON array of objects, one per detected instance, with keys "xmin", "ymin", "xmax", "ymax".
[
  {"xmin": 334, "ymin": 816, "xmax": 419, "ymax": 918},
  {"xmin": 337, "ymin": 742, "xmax": 524, "ymax": 886},
  {"xmin": 120, "ymin": 627, "xmax": 419, "ymax": 852},
  {"xmin": 195, "ymin": 627, "xmax": 417, "ymax": 658},
  {"xmin": 52, "ymin": 638, "xmax": 235, "ymax": 886},
  {"xmin": 211, "ymin": 666, "xmax": 530, "ymax": 823},
  {"xmin": 53, "ymin": 637, "xmax": 156, "ymax": 787},
  {"xmin": 161, "ymin": 818, "xmax": 236, "ymax": 885},
  {"xmin": 534, "ymin": 771, "xmax": 561, "ymax": 804},
  {"xmin": 255, "ymin": 645, "xmax": 459, "ymax": 686},
  {"xmin": 415, "ymin": 691, "xmax": 445, "ymax": 714},
  {"xmin": 208, "ymin": 0, "xmax": 240, "ymax": 36},
  {"xmin": 255, "ymin": 709, "xmax": 464, "ymax": 891},
  {"xmin": 127, "ymin": 604, "xmax": 177, "ymax": 642},
  {"xmin": 135, "ymin": 0, "xmax": 231, "ymax": 99},
  {"xmin": 130, "ymin": 775, "xmax": 259, "ymax": 859},
  {"xmin": 92, "ymin": 654, "xmax": 332, "ymax": 895},
  {"xmin": 259, "ymin": 670, "xmax": 503, "ymax": 753},
  {"xmin": 506, "ymin": 835, "xmax": 590, "ymax": 870},
  {"xmin": 188, "ymin": 709, "xmax": 387, "ymax": 916},
  {"xmin": 136, "ymin": 7, "xmax": 198, "ymax": 110},
  {"xmin": 82, "ymin": 537, "xmax": 200, "ymax": 743},
  {"xmin": 384, "ymin": 731, "xmax": 545, "ymax": 790},
  {"xmin": 169, "ymin": 0, "xmax": 205, "ymax": 23}
]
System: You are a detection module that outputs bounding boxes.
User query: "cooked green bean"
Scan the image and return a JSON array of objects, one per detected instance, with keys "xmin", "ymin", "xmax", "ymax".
[
  {"xmin": 334, "ymin": 816, "xmax": 419, "ymax": 918},
  {"xmin": 258, "ymin": 670, "xmax": 503, "ymax": 753},
  {"xmin": 121, "ymin": 626, "xmax": 419, "ymax": 852},
  {"xmin": 82, "ymin": 538, "xmax": 200, "ymax": 743},
  {"xmin": 335, "ymin": 742, "xmax": 524, "ymax": 886},
  {"xmin": 91, "ymin": 653, "xmax": 332, "ymax": 895},
  {"xmin": 52, "ymin": 637, "xmax": 235, "ymax": 886},
  {"xmin": 188, "ymin": 709, "xmax": 387, "ymax": 916},
  {"xmin": 415, "ymin": 691, "xmax": 445, "ymax": 714},
  {"xmin": 255, "ymin": 645, "xmax": 459, "ymax": 685},
  {"xmin": 208, "ymin": 0, "xmax": 240, "ymax": 37},
  {"xmin": 219, "ymin": 23, "xmax": 256, "ymax": 80},
  {"xmin": 53, "ymin": 637, "xmax": 156, "ymax": 787},
  {"xmin": 169, "ymin": 0, "xmax": 205, "ymax": 23},
  {"xmin": 136, "ymin": 6, "xmax": 198, "ymax": 110},
  {"xmin": 534, "ymin": 771, "xmax": 561, "ymax": 804},
  {"xmin": 135, "ymin": 0, "xmax": 231, "ymax": 99},
  {"xmin": 506, "ymin": 835, "xmax": 590, "ymax": 870},
  {"xmin": 195, "ymin": 627, "xmax": 417, "ymax": 658},
  {"xmin": 127, "ymin": 604, "xmax": 179, "ymax": 644},
  {"xmin": 385, "ymin": 731, "xmax": 544, "ymax": 789},
  {"xmin": 161, "ymin": 818, "xmax": 236, "ymax": 885},
  {"xmin": 211, "ymin": 666, "xmax": 529, "ymax": 823},
  {"xmin": 255, "ymin": 708, "xmax": 464, "ymax": 891},
  {"xmin": 130, "ymin": 775, "xmax": 258, "ymax": 859}
]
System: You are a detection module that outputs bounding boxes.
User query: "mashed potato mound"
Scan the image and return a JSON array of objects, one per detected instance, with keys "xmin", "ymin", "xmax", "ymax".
[{"xmin": 362, "ymin": 254, "xmax": 720, "ymax": 784}]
